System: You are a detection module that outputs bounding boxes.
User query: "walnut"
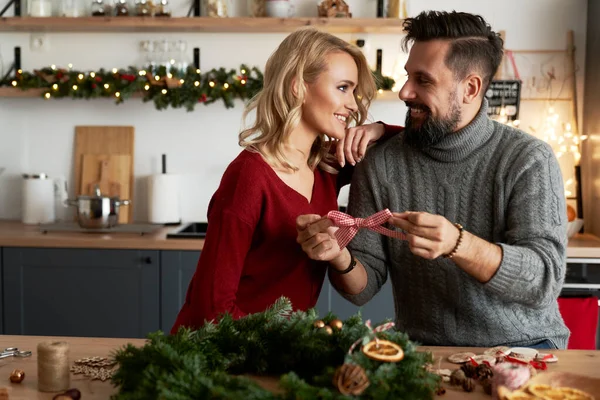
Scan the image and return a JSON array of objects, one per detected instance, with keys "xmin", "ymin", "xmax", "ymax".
[
  {"xmin": 462, "ymin": 377, "xmax": 475, "ymax": 392},
  {"xmin": 450, "ymin": 369, "xmax": 466, "ymax": 386}
]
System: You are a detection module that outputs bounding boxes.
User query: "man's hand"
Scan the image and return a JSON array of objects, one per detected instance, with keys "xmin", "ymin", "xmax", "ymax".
[
  {"xmin": 335, "ymin": 123, "xmax": 385, "ymax": 167},
  {"xmin": 390, "ymin": 211, "xmax": 460, "ymax": 259}
]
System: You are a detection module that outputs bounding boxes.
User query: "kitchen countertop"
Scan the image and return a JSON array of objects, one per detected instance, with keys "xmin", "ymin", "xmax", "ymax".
[
  {"xmin": 0, "ymin": 220, "xmax": 600, "ymax": 257},
  {"xmin": 0, "ymin": 220, "xmax": 205, "ymax": 251},
  {"xmin": 0, "ymin": 334, "xmax": 598, "ymax": 399}
]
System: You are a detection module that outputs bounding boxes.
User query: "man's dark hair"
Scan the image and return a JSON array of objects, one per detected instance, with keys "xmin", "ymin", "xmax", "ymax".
[{"xmin": 402, "ymin": 10, "xmax": 504, "ymax": 91}]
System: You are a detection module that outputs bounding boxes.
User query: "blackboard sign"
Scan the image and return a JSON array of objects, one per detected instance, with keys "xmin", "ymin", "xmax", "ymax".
[{"xmin": 485, "ymin": 80, "xmax": 522, "ymax": 121}]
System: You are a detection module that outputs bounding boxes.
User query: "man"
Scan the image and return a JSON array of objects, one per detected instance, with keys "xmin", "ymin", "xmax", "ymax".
[{"xmin": 297, "ymin": 10, "xmax": 569, "ymax": 348}]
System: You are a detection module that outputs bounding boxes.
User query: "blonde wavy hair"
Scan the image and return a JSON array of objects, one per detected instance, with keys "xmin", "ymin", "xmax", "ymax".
[{"xmin": 239, "ymin": 28, "xmax": 377, "ymax": 173}]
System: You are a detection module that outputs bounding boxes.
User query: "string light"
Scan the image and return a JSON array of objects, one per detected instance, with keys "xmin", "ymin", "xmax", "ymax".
[
  {"xmin": 155, "ymin": 75, "xmax": 160, "ymax": 81},
  {"xmin": 144, "ymin": 84, "xmax": 150, "ymax": 90},
  {"xmin": 77, "ymin": 74, "xmax": 84, "ymax": 80},
  {"xmin": 112, "ymin": 68, "xmax": 118, "ymax": 74},
  {"xmin": 44, "ymin": 92, "xmax": 51, "ymax": 99},
  {"xmin": 139, "ymin": 70, "xmax": 147, "ymax": 76},
  {"xmin": 11, "ymin": 80, "xmax": 17, "ymax": 87},
  {"xmin": 223, "ymin": 83, "xmax": 229, "ymax": 89},
  {"xmin": 104, "ymin": 83, "xmax": 109, "ymax": 89},
  {"xmin": 72, "ymin": 84, "xmax": 78, "ymax": 90},
  {"xmin": 179, "ymin": 79, "xmax": 185, "ymax": 84},
  {"xmin": 52, "ymin": 84, "xmax": 58, "ymax": 90},
  {"xmin": 196, "ymin": 69, "xmax": 201, "ymax": 74},
  {"xmin": 90, "ymin": 72, "xmax": 96, "ymax": 78},
  {"xmin": 167, "ymin": 73, "xmax": 173, "ymax": 79},
  {"xmin": 17, "ymin": 69, "xmax": 22, "ymax": 74},
  {"xmin": 161, "ymin": 89, "xmax": 167, "ymax": 94},
  {"xmin": 51, "ymin": 65, "xmax": 56, "ymax": 70},
  {"xmin": 115, "ymin": 92, "xmax": 121, "ymax": 98},
  {"xmin": 241, "ymin": 79, "xmax": 246, "ymax": 85},
  {"xmin": 194, "ymin": 81, "xmax": 200, "ymax": 87},
  {"xmin": 209, "ymin": 81, "xmax": 215, "ymax": 87},
  {"xmin": 67, "ymin": 63, "xmax": 73, "ymax": 69},
  {"xmin": 241, "ymin": 69, "xmax": 246, "ymax": 74}
]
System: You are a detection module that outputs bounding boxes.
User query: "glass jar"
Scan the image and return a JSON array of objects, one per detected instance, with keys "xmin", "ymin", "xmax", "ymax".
[
  {"xmin": 247, "ymin": 0, "xmax": 265, "ymax": 17},
  {"xmin": 154, "ymin": 0, "xmax": 170, "ymax": 17},
  {"xmin": 91, "ymin": 0, "xmax": 107, "ymax": 16},
  {"xmin": 173, "ymin": 40, "xmax": 191, "ymax": 75},
  {"xmin": 60, "ymin": 0, "xmax": 82, "ymax": 17},
  {"xmin": 137, "ymin": 40, "xmax": 157, "ymax": 73},
  {"xmin": 29, "ymin": 0, "xmax": 52, "ymax": 16},
  {"xmin": 114, "ymin": 0, "xmax": 129, "ymax": 15},
  {"xmin": 134, "ymin": 0, "xmax": 152, "ymax": 16},
  {"xmin": 386, "ymin": 0, "xmax": 407, "ymax": 19},
  {"xmin": 202, "ymin": 0, "xmax": 228, "ymax": 17}
]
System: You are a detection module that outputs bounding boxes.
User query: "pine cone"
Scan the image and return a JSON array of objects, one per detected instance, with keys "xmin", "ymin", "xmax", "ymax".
[
  {"xmin": 462, "ymin": 377, "xmax": 475, "ymax": 392},
  {"xmin": 332, "ymin": 363, "xmax": 370, "ymax": 396},
  {"xmin": 476, "ymin": 363, "xmax": 493, "ymax": 380},
  {"xmin": 481, "ymin": 378, "xmax": 493, "ymax": 395},
  {"xmin": 460, "ymin": 363, "xmax": 477, "ymax": 378},
  {"xmin": 450, "ymin": 369, "xmax": 466, "ymax": 386}
]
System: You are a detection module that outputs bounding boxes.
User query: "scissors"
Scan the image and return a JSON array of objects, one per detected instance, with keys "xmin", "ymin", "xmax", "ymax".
[{"xmin": 0, "ymin": 347, "xmax": 32, "ymax": 359}]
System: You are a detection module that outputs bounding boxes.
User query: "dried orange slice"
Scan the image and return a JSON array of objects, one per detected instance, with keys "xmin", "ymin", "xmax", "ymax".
[
  {"xmin": 525, "ymin": 384, "xmax": 595, "ymax": 400},
  {"xmin": 526, "ymin": 384, "xmax": 553, "ymax": 396},
  {"xmin": 361, "ymin": 340, "xmax": 404, "ymax": 362},
  {"xmin": 553, "ymin": 387, "xmax": 595, "ymax": 400}
]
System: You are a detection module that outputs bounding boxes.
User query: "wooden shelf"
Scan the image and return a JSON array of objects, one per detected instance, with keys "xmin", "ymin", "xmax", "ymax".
[
  {"xmin": 0, "ymin": 16, "xmax": 405, "ymax": 33},
  {"xmin": 0, "ymin": 87, "xmax": 44, "ymax": 97},
  {"xmin": 0, "ymin": 87, "xmax": 401, "ymax": 100}
]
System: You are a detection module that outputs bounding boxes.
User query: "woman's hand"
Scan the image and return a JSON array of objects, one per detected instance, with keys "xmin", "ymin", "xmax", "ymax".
[
  {"xmin": 335, "ymin": 123, "xmax": 385, "ymax": 167},
  {"xmin": 296, "ymin": 214, "xmax": 343, "ymax": 262}
]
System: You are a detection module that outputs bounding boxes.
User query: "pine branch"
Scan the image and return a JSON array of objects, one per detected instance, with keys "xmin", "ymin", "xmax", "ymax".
[{"xmin": 111, "ymin": 297, "xmax": 438, "ymax": 400}]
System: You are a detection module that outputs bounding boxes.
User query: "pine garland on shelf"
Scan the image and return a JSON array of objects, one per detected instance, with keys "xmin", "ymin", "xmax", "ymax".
[
  {"xmin": 1, "ymin": 64, "xmax": 396, "ymax": 112},
  {"xmin": 110, "ymin": 297, "xmax": 440, "ymax": 399}
]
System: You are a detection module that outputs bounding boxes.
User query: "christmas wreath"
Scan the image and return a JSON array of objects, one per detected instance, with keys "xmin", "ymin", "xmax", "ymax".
[
  {"xmin": 110, "ymin": 297, "xmax": 440, "ymax": 399},
  {"xmin": 2, "ymin": 65, "xmax": 396, "ymax": 112}
]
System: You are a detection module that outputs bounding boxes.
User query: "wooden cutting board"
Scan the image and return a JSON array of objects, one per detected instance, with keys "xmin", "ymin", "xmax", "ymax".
[
  {"xmin": 74, "ymin": 126, "xmax": 135, "ymax": 223},
  {"xmin": 80, "ymin": 154, "xmax": 132, "ymax": 224},
  {"xmin": 83, "ymin": 158, "xmax": 120, "ymax": 197}
]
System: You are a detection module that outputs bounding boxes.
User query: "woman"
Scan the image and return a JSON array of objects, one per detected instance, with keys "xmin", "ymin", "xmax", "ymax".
[{"xmin": 171, "ymin": 28, "xmax": 383, "ymax": 332}]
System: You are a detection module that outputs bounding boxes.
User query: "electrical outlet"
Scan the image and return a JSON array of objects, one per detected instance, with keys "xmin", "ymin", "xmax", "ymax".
[{"xmin": 30, "ymin": 34, "xmax": 49, "ymax": 52}]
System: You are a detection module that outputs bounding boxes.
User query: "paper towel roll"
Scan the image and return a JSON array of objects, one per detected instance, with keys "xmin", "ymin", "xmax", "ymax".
[
  {"xmin": 147, "ymin": 174, "xmax": 181, "ymax": 224},
  {"xmin": 22, "ymin": 175, "xmax": 55, "ymax": 225}
]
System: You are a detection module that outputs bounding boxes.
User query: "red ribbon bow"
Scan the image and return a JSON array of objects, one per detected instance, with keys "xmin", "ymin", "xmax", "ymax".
[{"xmin": 327, "ymin": 209, "xmax": 407, "ymax": 250}]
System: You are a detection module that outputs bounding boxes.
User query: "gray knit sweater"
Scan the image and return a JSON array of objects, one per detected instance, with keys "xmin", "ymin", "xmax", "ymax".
[{"xmin": 339, "ymin": 101, "xmax": 570, "ymax": 348}]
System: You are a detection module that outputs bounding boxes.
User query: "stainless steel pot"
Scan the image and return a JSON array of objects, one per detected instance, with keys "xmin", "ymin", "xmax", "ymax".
[{"xmin": 66, "ymin": 185, "xmax": 130, "ymax": 229}]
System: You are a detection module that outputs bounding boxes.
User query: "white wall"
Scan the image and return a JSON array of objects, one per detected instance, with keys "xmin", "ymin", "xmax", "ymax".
[{"xmin": 0, "ymin": 0, "xmax": 588, "ymax": 222}]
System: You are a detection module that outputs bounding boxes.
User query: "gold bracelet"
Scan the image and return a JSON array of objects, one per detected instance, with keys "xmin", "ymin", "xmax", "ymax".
[{"xmin": 443, "ymin": 223, "xmax": 464, "ymax": 259}]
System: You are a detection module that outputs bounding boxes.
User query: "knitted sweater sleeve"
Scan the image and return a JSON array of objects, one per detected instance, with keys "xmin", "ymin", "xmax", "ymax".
[
  {"xmin": 190, "ymin": 208, "xmax": 254, "ymax": 322},
  {"xmin": 484, "ymin": 141, "xmax": 568, "ymax": 308},
  {"xmin": 329, "ymin": 146, "xmax": 390, "ymax": 306}
]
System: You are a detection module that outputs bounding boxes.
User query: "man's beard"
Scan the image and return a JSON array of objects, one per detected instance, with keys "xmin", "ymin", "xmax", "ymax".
[{"xmin": 403, "ymin": 96, "xmax": 461, "ymax": 150}]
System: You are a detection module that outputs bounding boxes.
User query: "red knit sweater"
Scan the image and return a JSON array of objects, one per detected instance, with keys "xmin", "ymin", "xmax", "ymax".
[{"xmin": 171, "ymin": 150, "xmax": 341, "ymax": 332}]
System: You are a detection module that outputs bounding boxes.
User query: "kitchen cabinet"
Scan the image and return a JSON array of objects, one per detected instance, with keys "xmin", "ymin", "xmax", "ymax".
[
  {"xmin": 0, "ymin": 247, "xmax": 3, "ymax": 335},
  {"xmin": 317, "ymin": 275, "xmax": 395, "ymax": 324},
  {"xmin": 160, "ymin": 250, "xmax": 200, "ymax": 333},
  {"xmin": 2, "ymin": 247, "xmax": 160, "ymax": 338},
  {"xmin": 562, "ymin": 257, "xmax": 600, "ymax": 349}
]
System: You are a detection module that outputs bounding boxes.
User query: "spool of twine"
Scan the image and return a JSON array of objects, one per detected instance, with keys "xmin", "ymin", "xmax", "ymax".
[{"xmin": 37, "ymin": 341, "xmax": 71, "ymax": 392}]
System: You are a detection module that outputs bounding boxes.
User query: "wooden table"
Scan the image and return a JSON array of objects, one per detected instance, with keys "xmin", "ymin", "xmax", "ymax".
[{"xmin": 0, "ymin": 335, "xmax": 598, "ymax": 399}]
